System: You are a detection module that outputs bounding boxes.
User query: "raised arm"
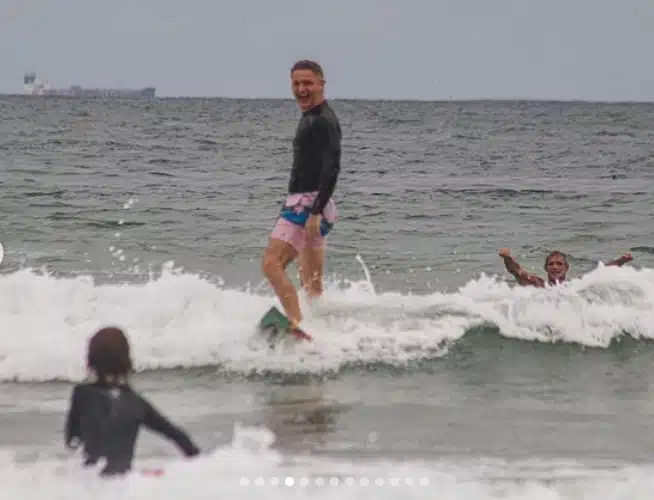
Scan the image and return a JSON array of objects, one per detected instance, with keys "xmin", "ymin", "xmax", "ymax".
[
  {"xmin": 498, "ymin": 248, "xmax": 545, "ymax": 287},
  {"xmin": 604, "ymin": 252, "xmax": 633, "ymax": 267}
]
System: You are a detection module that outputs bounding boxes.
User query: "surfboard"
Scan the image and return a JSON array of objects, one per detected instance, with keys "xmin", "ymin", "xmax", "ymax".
[{"xmin": 258, "ymin": 306, "xmax": 313, "ymax": 343}]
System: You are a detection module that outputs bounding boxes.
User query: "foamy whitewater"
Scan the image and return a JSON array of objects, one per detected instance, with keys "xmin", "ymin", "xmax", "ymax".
[
  {"xmin": 1, "ymin": 261, "xmax": 652, "ymax": 382},
  {"xmin": 4, "ymin": 431, "xmax": 654, "ymax": 500},
  {"xmin": 2, "ymin": 262, "xmax": 654, "ymax": 498}
]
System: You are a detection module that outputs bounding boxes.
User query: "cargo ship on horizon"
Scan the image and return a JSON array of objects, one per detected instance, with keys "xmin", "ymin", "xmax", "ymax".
[{"xmin": 23, "ymin": 72, "xmax": 155, "ymax": 99}]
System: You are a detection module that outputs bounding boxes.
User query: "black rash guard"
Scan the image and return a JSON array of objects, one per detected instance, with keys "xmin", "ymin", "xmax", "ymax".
[
  {"xmin": 65, "ymin": 381, "xmax": 200, "ymax": 476},
  {"xmin": 288, "ymin": 100, "xmax": 342, "ymax": 215}
]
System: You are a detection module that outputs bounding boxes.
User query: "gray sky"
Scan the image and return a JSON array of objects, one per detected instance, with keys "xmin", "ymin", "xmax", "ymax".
[{"xmin": 2, "ymin": 0, "xmax": 653, "ymax": 100}]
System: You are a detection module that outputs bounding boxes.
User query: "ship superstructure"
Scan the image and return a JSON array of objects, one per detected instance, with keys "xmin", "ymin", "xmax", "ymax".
[{"xmin": 23, "ymin": 73, "xmax": 155, "ymax": 99}]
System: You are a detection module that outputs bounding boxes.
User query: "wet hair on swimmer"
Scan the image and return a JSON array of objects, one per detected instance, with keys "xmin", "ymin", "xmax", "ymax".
[
  {"xmin": 290, "ymin": 59, "xmax": 324, "ymax": 78},
  {"xmin": 87, "ymin": 327, "xmax": 133, "ymax": 381},
  {"xmin": 544, "ymin": 250, "xmax": 568, "ymax": 269}
]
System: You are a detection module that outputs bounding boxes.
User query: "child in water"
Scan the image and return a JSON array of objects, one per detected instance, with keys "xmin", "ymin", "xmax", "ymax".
[{"xmin": 64, "ymin": 326, "xmax": 200, "ymax": 476}]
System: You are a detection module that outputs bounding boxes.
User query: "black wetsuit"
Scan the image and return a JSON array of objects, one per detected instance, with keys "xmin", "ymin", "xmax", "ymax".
[
  {"xmin": 288, "ymin": 100, "xmax": 342, "ymax": 215},
  {"xmin": 65, "ymin": 381, "xmax": 200, "ymax": 476}
]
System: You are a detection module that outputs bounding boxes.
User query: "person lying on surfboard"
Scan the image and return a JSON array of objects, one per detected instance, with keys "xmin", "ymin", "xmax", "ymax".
[
  {"xmin": 498, "ymin": 248, "xmax": 633, "ymax": 288},
  {"xmin": 64, "ymin": 326, "xmax": 200, "ymax": 477}
]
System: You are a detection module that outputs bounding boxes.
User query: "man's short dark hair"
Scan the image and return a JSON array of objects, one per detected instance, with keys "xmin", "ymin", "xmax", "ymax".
[{"xmin": 291, "ymin": 59, "xmax": 324, "ymax": 77}]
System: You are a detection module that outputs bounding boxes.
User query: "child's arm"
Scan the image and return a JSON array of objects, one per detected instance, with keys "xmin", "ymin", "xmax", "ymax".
[
  {"xmin": 64, "ymin": 385, "xmax": 82, "ymax": 449},
  {"xmin": 142, "ymin": 397, "xmax": 201, "ymax": 457}
]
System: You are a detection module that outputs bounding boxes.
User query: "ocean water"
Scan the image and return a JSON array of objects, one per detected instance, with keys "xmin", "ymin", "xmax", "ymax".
[{"xmin": 1, "ymin": 95, "xmax": 654, "ymax": 499}]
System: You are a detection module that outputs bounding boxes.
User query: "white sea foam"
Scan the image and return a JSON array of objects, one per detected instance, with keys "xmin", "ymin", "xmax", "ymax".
[
  {"xmin": 1, "ymin": 423, "xmax": 653, "ymax": 500},
  {"xmin": 0, "ymin": 259, "xmax": 652, "ymax": 382}
]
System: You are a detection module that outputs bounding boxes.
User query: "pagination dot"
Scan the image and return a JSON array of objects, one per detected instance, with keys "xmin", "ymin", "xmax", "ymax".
[{"xmin": 239, "ymin": 475, "xmax": 431, "ymax": 487}]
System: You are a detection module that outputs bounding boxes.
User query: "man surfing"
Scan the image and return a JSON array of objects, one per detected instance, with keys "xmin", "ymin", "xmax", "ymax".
[
  {"xmin": 499, "ymin": 247, "xmax": 634, "ymax": 288},
  {"xmin": 261, "ymin": 60, "xmax": 342, "ymax": 337}
]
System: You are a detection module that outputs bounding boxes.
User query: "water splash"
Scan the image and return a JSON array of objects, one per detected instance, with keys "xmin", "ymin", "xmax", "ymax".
[{"xmin": 0, "ymin": 263, "xmax": 652, "ymax": 381}]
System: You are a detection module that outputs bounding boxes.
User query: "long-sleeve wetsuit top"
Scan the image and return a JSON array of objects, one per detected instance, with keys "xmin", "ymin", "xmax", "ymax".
[
  {"xmin": 288, "ymin": 100, "xmax": 342, "ymax": 215},
  {"xmin": 65, "ymin": 381, "xmax": 200, "ymax": 476}
]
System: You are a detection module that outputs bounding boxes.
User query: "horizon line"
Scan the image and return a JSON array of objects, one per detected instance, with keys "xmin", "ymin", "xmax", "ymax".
[{"xmin": 1, "ymin": 92, "xmax": 654, "ymax": 105}]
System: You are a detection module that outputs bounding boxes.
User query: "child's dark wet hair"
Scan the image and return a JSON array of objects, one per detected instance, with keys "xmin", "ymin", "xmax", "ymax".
[{"xmin": 87, "ymin": 327, "xmax": 133, "ymax": 382}]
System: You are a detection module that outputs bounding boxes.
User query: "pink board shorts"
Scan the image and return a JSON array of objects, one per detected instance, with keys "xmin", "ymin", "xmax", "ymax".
[{"xmin": 270, "ymin": 192, "xmax": 338, "ymax": 252}]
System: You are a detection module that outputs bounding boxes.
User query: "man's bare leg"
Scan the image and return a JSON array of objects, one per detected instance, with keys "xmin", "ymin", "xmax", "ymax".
[
  {"xmin": 261, "ymin": 239, "xmax": 302, "ymax": 326},
  {"xmin": 298, "ymin": 246, "xmax": 325, "ymax": 300}
]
